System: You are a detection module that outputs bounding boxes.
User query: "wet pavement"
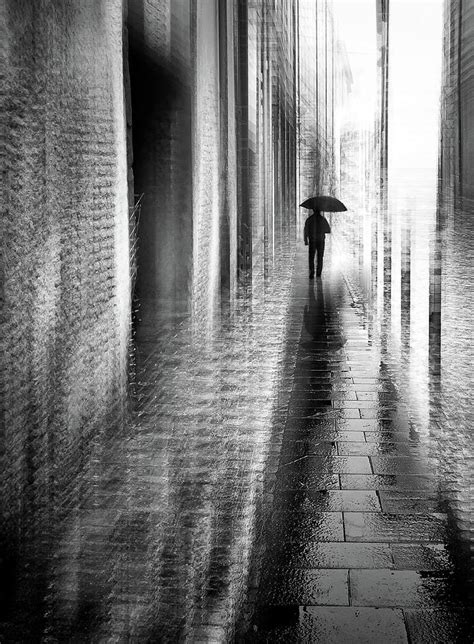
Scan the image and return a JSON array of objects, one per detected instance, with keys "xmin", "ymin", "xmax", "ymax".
[
  {"xmin": 245, "ymin": 247, "xmax": 474, "ymax": 643},
  {"xmin": 0, "ymin": 234, "xmax": 299, "ymax": 642},
  {"xmin": 2, "ymin": 240, "xmax": 473, "ymax": 642}
]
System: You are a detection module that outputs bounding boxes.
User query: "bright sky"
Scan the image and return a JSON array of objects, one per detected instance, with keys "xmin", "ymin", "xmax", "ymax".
[
  {"xmin": 332, "ymin": 1, "xmax": 378, "ymax": 128},
  {"xmin": 333, "ymin": 0, "xmax": 444, "ymax": 169},
  {"xmin": 388, "ymin": 0, "xmax": 443, "ymax": 170}
]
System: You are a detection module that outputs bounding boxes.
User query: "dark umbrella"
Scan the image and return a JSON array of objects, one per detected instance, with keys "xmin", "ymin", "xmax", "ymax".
[{"xmin": 300, "ymin": 196, "xmax": 347, "ymax": 212}]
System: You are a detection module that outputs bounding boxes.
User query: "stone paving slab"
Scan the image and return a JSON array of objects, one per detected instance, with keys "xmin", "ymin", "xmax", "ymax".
[
  {"xmin": 403, "ymin": 609, "xmax": 474, "ymax": 643},
  {"xmin": 340, "ymin": 474, "xmax": 439, "ymax": 491},
  {"xmin": 280, "ymin": 442, "xmax": 338, "ymax": 461},
  {"xmin": 337, "ymin": 441, "xmax": 417, "ymax": 456},
  {"xmin": 257, "ymin": 569, "xmax": 349, "ymax": 606},
  {"xmin": 268, "ymin": 511, "xmax": 345, "ymax": 542},
  {"xmin": 275, "ymin": 472, "xmax": 341, "ymax": 491},
  {"xmin": 252, "ymin": 606, "xmax": 408, "ymax": 643},
  {"xmin": 278, "ymin": 455, "xmax": 372, "ymax": 475},
  {"xmin": 391, "ymin": 544, "xmax": 452, "ymax": 571},
  {"xmin": 274, "ymin": 490, "xmax": 381, "ymax": 512},
  {"xmin": 370, "ymin": 456, "xmax": 439, "ymax": 475},
  {"xmin": 284, "ymin": 419, "xmax": 337, "ymax": 432},
  {"xmin": 265, "ymin": 542, "xmax": 393, "ymax": 569},
  {"xmin": 344, "ymin": 512, "xmax": 448, "ymax": 542},
  {"xmin": 336, "ymin": 418, "xmax": 410, "ymax": 432},
  {"xmin": 350, "ymin": 569, "xmax": 459, "ymax": 608},
  {"xmin": 284, "ymin": 429, "xmax": 366, "ymax": 442},
  {"xmin": 291, "ymin": 390, "xmax": 358, "ymax": 400},
  {"xmin": 379, "ymin": 491, "xmax": 443, "ymax": 514},
  {"xmin": 363, "ymin": 430, "xmax": 418, "ymax": 442}
]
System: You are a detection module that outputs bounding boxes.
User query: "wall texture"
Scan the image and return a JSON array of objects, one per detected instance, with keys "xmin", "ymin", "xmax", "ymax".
[
  {"xmin": 1, "ymin": 0, "xmax": 130, "ymax": 613},
  {"xmin": 438, "ymin": 0, "xmax": 474, "ymax": 564},
  {"xmin": 439, "ymin": 0, "xmax": 474, "ymax": 425}
]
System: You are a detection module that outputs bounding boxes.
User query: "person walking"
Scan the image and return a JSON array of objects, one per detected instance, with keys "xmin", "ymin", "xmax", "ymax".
[{"xmin": 304, "ymin": 209, "xmax": 331, "ymax": 278}]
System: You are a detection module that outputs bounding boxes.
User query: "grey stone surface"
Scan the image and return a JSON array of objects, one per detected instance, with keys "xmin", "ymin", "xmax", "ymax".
[
  {"xmin": 275, "ymin": 490, "xmax": 381, "ymax": 513},
  {"xmin": 278, "ymin": 455, "xmax": 372, "ymax": 475},
  {"xmin": 257, "ymin": 569, "xmax": 349, "ymax": 606},
  {"xmin": 344, "ymin": 512, "xmax": 448, "ymax": 542},
  {"xmin": 269, "ymin": 511, "xmax": 345, "ymax": 543},
  {"xmin": 350, "ymin": 569, "xmax": 459, "ymax": 608},
  {"xmin": 252, "ymin": 606, "xmax": 408, "ymax": 643},
  {"xmin": 391, "ymin": 544, "xmax": 453, "ymax": 571},
  {"xmin": 403, "ymin": 609, "xmax": 474, "ymax": 644},
  {"xmin": 266, "ymin": 542, "xmax": 393, "ymax": 569},
  {"xmin": 340, "ymin": 474, "xmax": 439, "ymax": 491}
]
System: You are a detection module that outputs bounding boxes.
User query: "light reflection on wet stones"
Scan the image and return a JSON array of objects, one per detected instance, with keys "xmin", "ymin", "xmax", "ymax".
[
  {"xmin": 246, "ymin": 248, "xmax": 473, "ymax": 641},
  {"xmin": 403, "ymin": 609, "xmax": 474, "ymax": 644},
  {"xmin": 265, "ymin": 542, "xmax": 394, "ymax": 570},
  {"xmin": 253, "ymin": 606, "xmax": 409, "ymax": 643},
  {"xmin": 257, "ymin": 569, "xmax": 349, "ymax": 606}
]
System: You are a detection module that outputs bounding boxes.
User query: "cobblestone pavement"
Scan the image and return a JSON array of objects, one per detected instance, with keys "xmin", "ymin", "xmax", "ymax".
[{"xmin": 247, "ymin": 248, "xmax": 474, "ymax": 643}]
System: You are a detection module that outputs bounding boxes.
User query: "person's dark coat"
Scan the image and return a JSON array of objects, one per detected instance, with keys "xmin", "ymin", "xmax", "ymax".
[
  {"xmin": 304, "ymin": 212, "xmax": 331, "ymax": 277},
  {"xmin": 304, "ymin": 213, "xmax": 331, "ymax": 243}
]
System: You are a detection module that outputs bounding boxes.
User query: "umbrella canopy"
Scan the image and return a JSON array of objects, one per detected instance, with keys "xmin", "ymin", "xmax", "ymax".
[{"xmin": 300, "ymin": 196, "xmax": 347, "ymax": 212}]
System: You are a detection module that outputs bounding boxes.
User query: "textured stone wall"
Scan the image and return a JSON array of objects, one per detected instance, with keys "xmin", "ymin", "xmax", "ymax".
[
  {"xmin": 439, "ymin": 0, "xmax": 474, "ymax": 417},
  {"xmin": 440, "ymin": 0, "xmax": 474, "ymax": 199},
  {"xmin": 438, "ymin": 0, "xmax": 474, "ymax": 554},
  {"xmin": 1, "ymin": 0, "xmax": 130, "ymax": 595},
  {"xmin": 459, "ymin": 0, "xmax": 474, "ymax": 197}
]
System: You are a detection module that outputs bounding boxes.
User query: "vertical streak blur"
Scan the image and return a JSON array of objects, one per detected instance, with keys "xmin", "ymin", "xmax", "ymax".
[
  {"xmin": 439, "ymin": 0, "xmax": 474, "ymax": 573},
  {"xmin": 388, "ymin": 0, "xmax": 443, "ymax": 423},
  {"xmin": 332, "ymin": 0, "xmax": 444, "ymax": 422},
  {"xmin": 333, "ymin": 0, "xmax": 473, "ymax": 587}
]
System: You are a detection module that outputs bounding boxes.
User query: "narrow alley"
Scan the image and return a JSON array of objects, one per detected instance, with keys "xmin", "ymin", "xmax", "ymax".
[{"xmin": 1, "ymin": 0, "xmax": 473, "ymax": 642}]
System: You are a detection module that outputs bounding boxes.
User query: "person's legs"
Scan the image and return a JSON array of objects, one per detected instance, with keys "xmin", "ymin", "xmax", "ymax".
[
  {"xmin": 316, "ymin": 238, "xmax": 325, "ymax": 276},
  {"xmin": 308, "ymin": 242, "xmax": 316, "ymax": 278}
]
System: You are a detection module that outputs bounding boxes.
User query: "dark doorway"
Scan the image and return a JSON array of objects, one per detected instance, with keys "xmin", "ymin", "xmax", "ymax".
[{"xmin": 126, "ymin": 1, "xmax": 193, "ymax": 321}]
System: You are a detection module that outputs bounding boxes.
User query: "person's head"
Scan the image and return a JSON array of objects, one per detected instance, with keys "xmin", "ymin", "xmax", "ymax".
[{"xmin": 312, "ymin": 208, "xmax": 320, "ymax": 216}]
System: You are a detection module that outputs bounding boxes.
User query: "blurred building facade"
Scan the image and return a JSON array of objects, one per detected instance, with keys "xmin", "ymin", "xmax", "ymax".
[
  {"xmin": 128, "ymin": 0, "xmax": 302, "ymax": 322},
  {"xmin": 1, "ymin": 0, "xmax": 350, "ymax": 637},
  {"xmin": 2, "ymin": 2, "xmax": 131, "ymax": 604},
  {"xmin": 332, "ymin": 0, "xmax": 472, "ymax": 574},
  {"xmin": 438, "ymin": 0, "xmax": 474, "ymax": 557}
]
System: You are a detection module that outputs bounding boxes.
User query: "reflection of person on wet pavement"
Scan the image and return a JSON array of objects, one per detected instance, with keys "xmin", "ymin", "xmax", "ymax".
[
  {"xmin": 304, "ymin": 280, "xmax": 326, "ymax": 340},
  {"xmin": 304, "ymin": 281, "xmax": 346, "ymax": 349},
  {"xmin": 304, "ymin": 210, "xmax": 331, "ymax": 279}
]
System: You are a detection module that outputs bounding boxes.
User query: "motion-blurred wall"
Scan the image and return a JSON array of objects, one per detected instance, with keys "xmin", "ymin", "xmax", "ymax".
[
  {"xmin": 1, "ymin": 0, "xmax": 344, "ymax": 635},
  {"xmin": 440, "ymin": 0, "xmax": 474, "ymax": 200},
  {"xmin": 439, "ymin": 0, "xmax": 474, "ymax": 413},
  {"xmin": 128, "ymin": 0, "xmax": 304, "ymax": 323},
  {"xmin": 1, "ymin": 0, "xmax": 130, "ymax": 585},
  {"xmin": 438, "ymin": 0, "xmax": 474, "ymax": 553}
]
